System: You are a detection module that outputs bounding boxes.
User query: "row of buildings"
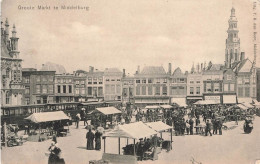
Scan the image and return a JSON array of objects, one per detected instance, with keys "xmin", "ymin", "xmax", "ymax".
[{"xmin": 1, "ymin": 8, "xmax": 260, "ymax": 108}]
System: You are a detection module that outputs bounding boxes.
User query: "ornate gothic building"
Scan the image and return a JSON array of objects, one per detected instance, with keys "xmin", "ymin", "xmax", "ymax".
[{"xmin": 1, "ymin": 18, "xmax": 24, "ymax": 106}]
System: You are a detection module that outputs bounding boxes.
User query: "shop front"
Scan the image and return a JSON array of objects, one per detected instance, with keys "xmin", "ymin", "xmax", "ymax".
[{"xmin": 134, "ymin": 97, "xmax": 170, "ymax": 108}]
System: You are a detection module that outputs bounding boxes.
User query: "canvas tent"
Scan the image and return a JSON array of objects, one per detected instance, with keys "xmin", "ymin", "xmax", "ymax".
[
  {"xmin": 145, "ymin": 105, "xmax": 160, "ymax": 109},
  {"xmin": 253, "ymin": 99, "xmax": 260, "ymax": 108},
  {"xmin": 171, "ymin": 98, "xmax": 187, "ymax": 107},
  {"xmin": 103, "ymin": 122, "xmax": 157, "ymax": 155},
  {"xmin": 145, "ymin": 121, "xmax": 173, "ymax": 150},
  {"xmin": 160, "ymin": 105, "xmax": 173, "ymax": 109},
  {"xmin": 25, "ymin": 111, "xmax": 69, "ymax": 123},
  {"xmin": 95, "ymin": 107, "xmax": 121, "ymax": 115},
  {"xmin": 194, "ymin": 100, "xmax": 220, "ymax": 105},
  {"xmin": 145, "ymin": 121, "xmax": 172, "ymax": 132},
  {"xmin": 237, "ymin": 98, "xmax": 253, "ymax": 104},
  {"xmin": 104, "ymin": 121, "xmax": 157, "ymax": 139},
  {"xmin": 241, "ymin": 102, "xmax": 254, "ymax": 109},
  {"xmin": 237, "ymin": 104, "xmax": 248, "ymax": 110}
]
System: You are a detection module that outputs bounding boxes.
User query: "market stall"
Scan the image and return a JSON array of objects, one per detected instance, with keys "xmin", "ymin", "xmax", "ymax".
[
  {"xmin": 194, "ymin": 100, "xmax": 220, "ymax": 105},
  {"xmin": 25, "ymin": 111, "xmax": 70, "ymax": 142},
  {"xmin": 91, "ymin": 107, "xmax": 122, "ymax": 129},
  {"xmin": 145, "ymin": 121, "xmax": 173, "ymax": 151},
  {"xmin": 171, "ymin": 98, "xmax": 187, "ymax": 108},
  {"xmin": 253, "ymin": 99, "xmax": 260, "ymax": 108},
  {"xmin": 102, "ymin": 122, "xmax": 158, "ymax": 162}
]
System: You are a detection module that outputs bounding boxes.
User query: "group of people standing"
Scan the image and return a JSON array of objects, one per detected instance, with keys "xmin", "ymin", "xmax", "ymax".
[{"xmin": 86, "ymin": 129, "xmax": 103, "ymax": 151}]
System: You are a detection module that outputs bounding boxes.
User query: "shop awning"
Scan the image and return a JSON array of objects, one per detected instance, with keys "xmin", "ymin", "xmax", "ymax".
[
  {"xmin": 135, "ymin": 98, "xmax": 169, "ymax": 104},
  {"xmin": 253, "ymin": 99, "xmax": 260, "ymax": 105},
  {"xmin": 223, "ymin": 95, "xmax": 237, "ymax": 104},
  {"xmin": 103, "ymin": 122, "xmax": 157, "ymax": 139},
  {"xmin": 241, "ymin": 102, "xmax": 254, "ymax": 108},
  {"xmin": 237, "ymin": 98, "xmax": 253, "ymax": 104},
  {"xmin": 145, "ymin": 105, "xmax": 160, "ymax": 109},
  {"xmin": 237, "ymin": 104, "xmax": 248, "ymax": 110},
  {"xmin": 145, "ymin": 121, "xmax": 172, "ymax": 132},
  {"xmin": 160, "ymin": 105, "xmax": 173, "ymax": 109},
  {"xmin": 194, "ymin": 100, "xmax": 220, "ymax": 105},
  {"xmin": 171, "ymin": 98, "xmax": 187, "ymax": 107},
  {"xmin": 186, "ymin": 97, "xmax": 203, "ymax": 100},
  {"xmin": 25, "ymin": 111, "xmax": 69, "ymax": 123},
  {"xmin": 253, "ymin": 99, "xmax": 260, "ymax": 108},
  {"xmin": 95, "ymin": 107, "xmax": 121, "ymax": 115}
]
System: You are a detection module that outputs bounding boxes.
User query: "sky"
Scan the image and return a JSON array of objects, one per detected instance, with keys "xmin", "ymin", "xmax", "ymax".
[{"xmin": 1, "ymin": 0, "xmax": 260, "ymax": 74}]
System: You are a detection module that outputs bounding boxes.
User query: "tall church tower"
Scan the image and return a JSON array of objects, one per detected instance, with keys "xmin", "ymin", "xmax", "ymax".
[{"xmin": 225, "ymin": 7, "xmax": 241, "ymax": 68}]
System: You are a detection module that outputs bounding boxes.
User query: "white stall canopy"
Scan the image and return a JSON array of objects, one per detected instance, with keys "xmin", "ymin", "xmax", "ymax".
[
  {"xmin": 145, "ymin": 121, "xmax": 173, "ymax": 132},
  {"xmin": 95, "ymin": 107, "xmax": 122, "ymax": 115},
  {"xmin": 171, "ymin": 98, "xmax": 187, "ymax": 107},
  {"xmin": 194, "ymin": 100, "xmax": 220, "ymax": 105},
  {"xmin": 145, "ymin": 105, "xmax": 160, "ymax": 109},
  {"xmin": 237, "ymin": 98, "xmax": 253, "ymax": 104},
  {"xmin": 160, "ymin": 105, "xmax": 173, "ymax": 109},
  {"xmin": 103, "ymin": 122, "xmax": 157, "ymax": 139},
  {"xmin": 25, "ymin": 111, "xmax": 69, "ymax": 123}
]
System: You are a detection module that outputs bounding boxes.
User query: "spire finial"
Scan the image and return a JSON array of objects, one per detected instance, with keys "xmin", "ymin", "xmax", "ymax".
[
  {"xmin": 12, "ymin": 24, "xmax": 16, "ymax": 32},
  {"xmin": 5, "ymin": 18, "xmax": 9, "ymax": 26}
]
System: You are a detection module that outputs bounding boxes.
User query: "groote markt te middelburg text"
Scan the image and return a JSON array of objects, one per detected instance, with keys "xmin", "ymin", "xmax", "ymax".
[
  {"xmin": 18, "ymin": 5, "xmax": 89, "ymax": 11},
  {"xmin": 1, "ymin": 4, "xmax": 260, "ymax": 164}
]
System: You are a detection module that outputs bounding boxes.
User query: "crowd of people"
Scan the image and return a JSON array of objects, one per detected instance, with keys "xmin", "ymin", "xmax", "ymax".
[{"xmin": 44, "ymin": 102, "xmax": 258, "ymax": 163}]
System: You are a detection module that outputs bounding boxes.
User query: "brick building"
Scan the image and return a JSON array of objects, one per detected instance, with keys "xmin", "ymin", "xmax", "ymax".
[{"xmin": 22, "ymin": 68, "xmax": 55, "ymax": 104}]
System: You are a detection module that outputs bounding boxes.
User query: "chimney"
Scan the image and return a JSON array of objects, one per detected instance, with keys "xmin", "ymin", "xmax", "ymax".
[
  {"xmin": 197, "ymin": 63, "xmax": 200, "ymax": 73},
  {"xmin": 240, "ymin": 52, "xmax": 245, "ymax": 61},
  {"xmin": 168, "ymin": 63, "xmax": 172, "ymax": 75},
  {"xmin": 137, "ymin": 65, "xmax": 140, "ymax": 74},
  {"xmin": 123, "ymin": 69, "xmax": 126, "ymax": 77},
  {"xmin": 201, "ymin": 63, "xmax": 203, "ymax": 72},
  {"xmin": 89, "ymin": 66, "xmax": 94, "ymax": 73}
]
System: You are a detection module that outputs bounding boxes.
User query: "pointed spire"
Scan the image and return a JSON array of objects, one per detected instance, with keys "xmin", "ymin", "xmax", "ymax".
[
  {"xmin": 231, "ymin": 7, "xmax": 235, "ymax": 17},
  {"xmin": 12, "ymin": 24, "xmax": 16, "ymax": 32},
  {"xmin": 5, "ymin": 18, "xmax": 9, "ymax": 26},
  {"xmin": 12, "ymin": 24, "xmax": 16, "ymax": 37}
]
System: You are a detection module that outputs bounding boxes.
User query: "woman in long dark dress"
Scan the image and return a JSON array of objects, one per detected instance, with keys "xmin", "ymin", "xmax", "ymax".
[
  {"xmin": 86, "ymin": 129, "xmax": 94, "ymax": 150},
  {"xmin": 95, "ymin": 131, "xmax": 102, "ymax": 150}
]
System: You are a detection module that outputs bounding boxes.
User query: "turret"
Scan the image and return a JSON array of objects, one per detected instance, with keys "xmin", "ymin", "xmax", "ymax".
[
  {"xmin": 4, "ymin": 18, "xmax": 9, "ymax": 45},
  {"xmin": 191, "ymin": 62, "xmax": 195, "ymax": 73},
  {"xmin": 225, "ymin": 7, "xmax": 240, "ymax": 68},
  {"xmin": 10, "ymin": 24, "xmax": 20, "ymax": 58},
  {"xmin": 1, "ymin": 21, "xmax": 4, "ymax": 36}
]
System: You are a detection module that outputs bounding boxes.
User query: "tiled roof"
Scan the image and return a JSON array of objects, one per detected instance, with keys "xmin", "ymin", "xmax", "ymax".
[
  {"xmin": 140, "ymin": 66, "xmax": 166, "ymax": 75},
  {"xmin": 237, "ymin": 59, "xmax": 253, "ymax": 73},
  {"xmin": 104, "ymin": 68, "xmax": 122, "ymax": 73},
  {"xmin": 172, "ymin": 67, "xmax": 186, "ymax": 77},
  {"xmin": 207, "ymin": 64, "xmax": 223, "ymax": 71}
]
